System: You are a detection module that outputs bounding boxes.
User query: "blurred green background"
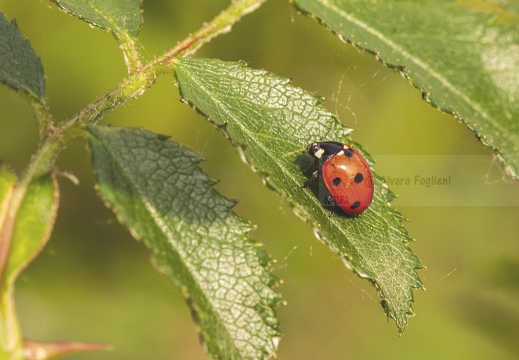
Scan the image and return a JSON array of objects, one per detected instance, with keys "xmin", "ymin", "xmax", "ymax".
[{"xmin": 1, "ymin": 0, "xmax": 519, "ymax": 359}]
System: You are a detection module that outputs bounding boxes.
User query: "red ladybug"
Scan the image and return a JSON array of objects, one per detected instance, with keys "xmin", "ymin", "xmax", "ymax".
[{"xmin": 306, "ymin": 141, "xmax": 374, "ymax": 216}]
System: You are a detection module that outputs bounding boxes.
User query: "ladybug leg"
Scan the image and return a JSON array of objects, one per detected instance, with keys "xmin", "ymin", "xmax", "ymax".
[
  {"xmin": 326, "ymin": 195, "xmax": 337, "ymax": 218},
  {"xmin": 301, "ymin": 170, "xmax": 319, "ymax": 189}
]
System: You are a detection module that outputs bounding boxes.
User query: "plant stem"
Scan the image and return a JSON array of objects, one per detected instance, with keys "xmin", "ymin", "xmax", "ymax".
[
  {"xmin": 61, "ymin": 0, "xmax": 269, "ymax": 130},
  {"xmin": 116, "ymin": 33, "xmax": 142, "ymax": 74},
  {"xmin": 30, "ymin": 97, "xmax": 55, "ymax": 140},
  {"xmin": 1, "ymin": 276, "xmax": 24, "ymax": 359},
  {"xmin": 162, "ymin": 0, "xmax": 267, "ymax": 60}
]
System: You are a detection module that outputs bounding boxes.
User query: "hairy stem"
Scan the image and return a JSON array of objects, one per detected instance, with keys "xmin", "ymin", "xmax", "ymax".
[
  {"xmin": 162, "ymin": 0, "xmax": 267, "ymax": 60},
  {"xmin": 30, "ymin": 97, "xmax": 55, "ymax": 140},
  {"xmin": 116, "ymin": 32, "xmax": 142, "ymax": 74}
]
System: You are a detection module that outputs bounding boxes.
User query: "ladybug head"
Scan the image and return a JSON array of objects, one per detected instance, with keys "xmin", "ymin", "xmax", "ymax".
[
  {"xmin": 306, "ymin": 141, "xmax": 344, "ymax": 160},
  {"xmin": 306, "ymin": 142, "xmax": 325, "ymax": 159}
]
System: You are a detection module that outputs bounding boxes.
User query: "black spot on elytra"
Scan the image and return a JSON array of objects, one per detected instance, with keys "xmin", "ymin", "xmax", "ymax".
[
  {"xmin": 350, "ymin": 201, "xmax": 361, "ymax": 209},
  {"xmin": 332, "ymin": 177, "xmax": 341, "ymax": 186},
  {"xmin": 344, "ymin": 148, "xmax": 355, "ymax": 157},
  {"xmin": 354, "ymin": 172, "xmax": 364, "ymax": 184}
]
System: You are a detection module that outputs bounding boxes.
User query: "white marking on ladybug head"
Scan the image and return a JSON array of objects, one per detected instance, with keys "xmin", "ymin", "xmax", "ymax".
[{"xmin": 314, "ymin": 148, "xmax": 325, "ymax": 159}]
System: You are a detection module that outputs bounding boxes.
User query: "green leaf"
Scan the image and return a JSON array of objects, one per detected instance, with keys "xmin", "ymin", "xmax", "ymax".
[
  {"xmin": 174, "ymin": 58, "xmax": 423, "ymax": 332},
  {"xmin": 0, "ymin": 12, "xmax": 45, "ymax": 101},
  {"xmin": 1, "ymin": 168, "xmax": 59, "ymax": 359},
  {"xmin": 86, "ymin": 125, "xmax": 282, "ymax": 359},
  {"xmin": 292, "ymin": 0, "xmax": 519, "ymax": 179},
  {"xmin": 3, "ymin": 172, "xmax": 59, "ymax": 285},
  {"xmin": 51, "ymin": 0, "xmax": 142, "ymax": 37}
]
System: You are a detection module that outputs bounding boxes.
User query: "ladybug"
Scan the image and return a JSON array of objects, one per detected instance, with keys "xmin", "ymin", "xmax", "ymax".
[{"xmin": 306, "ymin": 141, "xmax": 374, "ymax": 216}]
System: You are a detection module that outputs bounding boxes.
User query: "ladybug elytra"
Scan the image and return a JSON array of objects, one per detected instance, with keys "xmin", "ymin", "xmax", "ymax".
[{"xmin": 306, "ymin": 141, "xmax": 374, "ymax": 216}]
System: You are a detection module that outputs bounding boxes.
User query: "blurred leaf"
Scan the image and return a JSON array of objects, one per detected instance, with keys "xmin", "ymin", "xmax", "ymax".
[
  {"xmin": 0, "ymin": 12, "xmax": 45, "ymax": 101},
  {"xmin": 51, "ymin": 0, "xmax": 142, "ymax": 37},
  {"xmin": 457, "ymin": 293, "xmax": 519, "ymax": 356},
  {"xmin": 3, "ymin": 173, "xmax": 59, "ymax": 285},
  {"xmin": 174, "ymin": 58, "xmax": 423, "ymax": 332},
  {"xmin": 488, "ymin": 257, "xmax": 519, "ymax": 294},
  {"xmin": 292, "ymin": 0, "xmax": 519, "ymax": 179},
  {"xmin": 87, "ymin": 125, "xmax": 282, "ymax": 359}
]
